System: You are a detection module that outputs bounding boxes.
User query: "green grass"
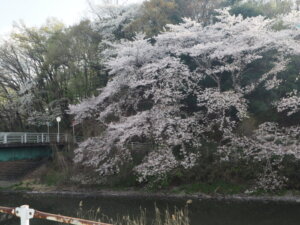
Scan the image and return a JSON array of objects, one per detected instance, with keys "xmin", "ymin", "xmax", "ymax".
[
  {"xmin": 41, "ymin": 169, "xmax": 68, "ymax": 186},
  {"xmin": 9, "ymin": 182, "xmax": 33, "ymax": 191},
  {"xmin": 173, "ymin": 181, "xmax": 247, "ymax": 195}
]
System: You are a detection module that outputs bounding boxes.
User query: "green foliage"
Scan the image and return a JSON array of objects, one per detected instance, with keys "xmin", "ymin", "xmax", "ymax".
[
  {"xmin": 0, "ymin": 19, "xmax": 106, "ymax": 130},
  {"xmin": 128, "ymin": 0, "xmax": 181, "ymax": 37},
  {"xmin": 10, "ymin": 182, "xmax": 33, "ymax": 191},
  {"xmin": 111, "ymin": 168, "xmax": 139, "ymax": 188},
  {"xmin": 231, "ymin": 2, "xmax": 264, "ymax": 18},
  {"xmin": 145, "ymin": 174, "xmax": 173, "ymax": 191},
  {"xmin": 280, "ymin": 155, "xmax": 300, "ymax": 189},
  {"xmin": 174, "ymin": 181, "xmax": 246, "ymax": 195},
  {"xmin": 231, "ymin": 0, "xmax": 293, "ymax": 18},
  {"xmin": 142, "ymin": 142, "xmax": 261, "ymax": 193},
  {"xmin": 236, "ymin": 117, "xmax": 258, "ymax": 136},
  {"xmin": 128, "ymin": 0, "xmax": 225, "ymax": 37},
  {"xmin": 223, "ymin": 0, "xmax": 243, "ymax": 6},
  {"xmin": 41, "ymin": 169, "xmax": 68, "ymax": 186}
]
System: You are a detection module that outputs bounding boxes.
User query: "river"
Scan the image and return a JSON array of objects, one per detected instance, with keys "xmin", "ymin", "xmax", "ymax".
[{"xmin": 1, "ymin": 192, "xmax": 300, "ymax": 225}]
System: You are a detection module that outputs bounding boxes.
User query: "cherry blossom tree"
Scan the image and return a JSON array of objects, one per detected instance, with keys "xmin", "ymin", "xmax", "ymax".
[
  {"xmin": 219, "ymin": 122, "xmax": 300, "ymax": 190},
  {"xmin": 276, "ymin": 90, "xmax": 300, "ymax": 116},
  {"xmin": 69, "ymin": 9, "xmax": 300, "ymax": 184}
]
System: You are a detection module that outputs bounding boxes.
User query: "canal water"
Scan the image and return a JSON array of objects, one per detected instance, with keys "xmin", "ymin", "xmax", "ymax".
[{"xmin": 1, "ymin": 192, "xmax": 300, "ymax": 225}]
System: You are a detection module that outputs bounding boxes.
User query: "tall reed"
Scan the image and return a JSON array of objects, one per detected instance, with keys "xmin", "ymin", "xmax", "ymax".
[{"xmin": 77, "ymin": 200, "xmax": 191, "ymax": 225}]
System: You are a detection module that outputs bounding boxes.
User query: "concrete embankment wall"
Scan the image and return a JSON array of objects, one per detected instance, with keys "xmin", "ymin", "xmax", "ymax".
[{"xmin": 0, "ymin": 160, "xmax": 44, "ymax": 180}]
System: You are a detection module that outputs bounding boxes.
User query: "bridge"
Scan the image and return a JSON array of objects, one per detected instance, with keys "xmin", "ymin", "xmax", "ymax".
[
  {"xmin": 0, "ymin": 132, "xmax": 81, "ymax": 180},
  {"xmin": 0, "ymin": 132, "xmax": 67, "ymax": 162},
  {"xmin": 0, "ymin": 132, "xmax": 78, "ymax": 162}
]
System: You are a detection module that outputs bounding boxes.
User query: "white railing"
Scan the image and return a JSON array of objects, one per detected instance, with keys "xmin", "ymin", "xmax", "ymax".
[{"xmin": 0, "ymin": 132, "xmax": 68, "ymax": 145}]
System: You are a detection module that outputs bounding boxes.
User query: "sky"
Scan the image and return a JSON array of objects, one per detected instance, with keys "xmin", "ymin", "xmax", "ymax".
[{"xmin": 0, "ymin": 0, "xmax": 143, "ymax": 36}]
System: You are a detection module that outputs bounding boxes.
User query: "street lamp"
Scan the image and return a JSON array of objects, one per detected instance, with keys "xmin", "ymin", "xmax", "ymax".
[
  {"xmin": 46, "ymin": 122, "xmax": 50, "ymax": 142},
  {"xmin": 46, "ymin": 122, "xmax": 50, "ymax": 134},
  {"xmin": 56, "ymin": 117, "xmax": 61, "ymax": 142}
]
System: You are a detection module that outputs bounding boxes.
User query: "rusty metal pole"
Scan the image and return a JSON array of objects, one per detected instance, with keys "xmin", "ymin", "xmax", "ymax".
[
  {"xmin": 0, "ymin": 206, "xmax": 112, "ymax": 225},
  {"xmin": 34, "ymin": 210, "xmax": 112, "ymax": 225},
  {"xmin": 0, "ymin": 206, "xmax": 15, "ymax": 215}
]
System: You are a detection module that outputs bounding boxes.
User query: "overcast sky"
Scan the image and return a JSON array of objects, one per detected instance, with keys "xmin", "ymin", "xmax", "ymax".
[{"xmin": 0, "ymin": 0, "xmax": 143, "ymax": 36}]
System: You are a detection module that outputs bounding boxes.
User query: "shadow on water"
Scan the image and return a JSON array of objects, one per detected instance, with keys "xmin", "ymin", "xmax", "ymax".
[{"xmin": 1, "ymin": 192, "xmax": 300, "ymax": 225}]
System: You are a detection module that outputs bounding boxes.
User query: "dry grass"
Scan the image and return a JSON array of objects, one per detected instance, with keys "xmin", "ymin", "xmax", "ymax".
[{"xmin": 77, "ymin": 201, "xmax": 191, "ymax": 225}]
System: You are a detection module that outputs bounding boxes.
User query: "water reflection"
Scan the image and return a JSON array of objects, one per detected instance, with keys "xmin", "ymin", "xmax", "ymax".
[{"xmin": 0, "ymin": 192, "xmax": 300, "ymax": 225}]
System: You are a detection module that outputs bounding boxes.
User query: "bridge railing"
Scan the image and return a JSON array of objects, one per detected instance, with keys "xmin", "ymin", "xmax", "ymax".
[{"xmin": 0, "ymin": 132, "xmax": 67, "ymax": 145}]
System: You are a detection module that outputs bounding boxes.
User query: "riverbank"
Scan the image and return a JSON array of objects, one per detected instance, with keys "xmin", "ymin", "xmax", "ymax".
[
  {"xmin": 6, "ymin": 177, "xmax": 300, "ymax": 201},
  {"xmin": 2, "ymin": 158, "xmax": 300, "ymax": 203},
  {"xmin": 2, "ymin": 185, "xmax": 300, "ymax": 204}
]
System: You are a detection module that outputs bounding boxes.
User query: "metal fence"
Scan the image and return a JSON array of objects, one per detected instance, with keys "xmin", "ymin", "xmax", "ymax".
[
  {"xmin": 0, "ymin": 132, "xmax": 81, "ymax": 145},
  {"xmin": 0, "ymin": 205, "xmax": 112, "ymax": 225}
]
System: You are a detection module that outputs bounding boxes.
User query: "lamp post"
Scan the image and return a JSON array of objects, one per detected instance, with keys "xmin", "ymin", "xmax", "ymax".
[
  {"xmin": 56, "ymin": 117, "xmax": 61, "ymax": 142},
  {"xmin": 46, "ymin": 122, "xmax": 50, "ymax": 134},
  {"xmin": 72, "ymin": 120, "xmax": 76, "ymax": 143},
  {"xmin": 46, "ymin": 122, "xmax": 50, "ymax": 142}
]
